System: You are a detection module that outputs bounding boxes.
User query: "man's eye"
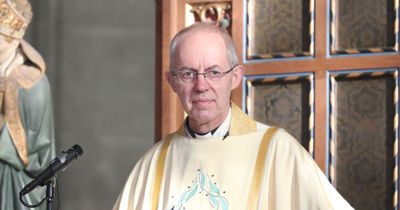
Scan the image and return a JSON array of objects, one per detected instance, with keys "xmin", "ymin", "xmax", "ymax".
[
  {"xmin": 181, "ymin": 71, "xmax": 195, "ymax": 78},
  {"xmin": 208, "ymin": 70, "xmax": 221, "ymax": 77}
]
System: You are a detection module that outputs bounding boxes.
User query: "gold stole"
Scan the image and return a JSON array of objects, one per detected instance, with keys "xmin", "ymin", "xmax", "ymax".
[
  {"xmin": 247, "ymin": 127, "xmax": 278, "ymax": 209},
  {"xmin": 151, "ymin": 133, "xmax": 173, "ymax": 210}
]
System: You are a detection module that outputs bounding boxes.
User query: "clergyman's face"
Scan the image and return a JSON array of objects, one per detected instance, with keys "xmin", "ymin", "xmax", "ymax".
[{"xmin": 167, "ymin": 31, "xmax": 242, "ymax": 126}]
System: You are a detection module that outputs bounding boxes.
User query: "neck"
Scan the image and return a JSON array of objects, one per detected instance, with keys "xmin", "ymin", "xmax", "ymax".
[{"xmin": 188, "ymin": 109, "xmax": 230, "ymax": 134}]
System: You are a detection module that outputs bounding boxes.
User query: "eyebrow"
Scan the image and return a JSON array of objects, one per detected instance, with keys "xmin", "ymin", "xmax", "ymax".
[{"xmin": 177, "ymin": 65, "xmax": 221, "ymax": 72}]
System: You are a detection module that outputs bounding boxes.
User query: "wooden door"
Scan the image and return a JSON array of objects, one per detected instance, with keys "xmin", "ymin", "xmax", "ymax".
[{"xmin": 155, "ymin": 0, "xmax": 400, "ymax": 209}]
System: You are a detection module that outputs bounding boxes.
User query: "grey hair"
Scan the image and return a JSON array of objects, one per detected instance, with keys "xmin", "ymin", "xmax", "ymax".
[{"xmin": 169, "ymin": 22, "xmax": 239, "ymax": 70}]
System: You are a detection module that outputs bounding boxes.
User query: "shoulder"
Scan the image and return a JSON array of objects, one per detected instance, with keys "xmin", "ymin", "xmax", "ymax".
[
  {"xmin": 26, "ymin": 74, "xmax": 51, "ymax": 93},
  {"xmin": 270, "ymin": 128, "xmax": 303, "ymax": 148},
  {"xmin": 256, "ymin": 121, "xmax": 270, "ymax": 131},
  {"xmin": 132, "ymin": 135, "xmax": 173, "ymax": 170},
  {"xmin": 266, "ymin": 127, "xmax": 314, "ymax": 165},
  {"xmin": 19, "ymin": 75, "xmax": 51, "ymax": 107},
  {"xmin": 250, "ymin": 122, "xmax": 304, "ymax": 155},
  {"xmin": 118, "ymin": 136, "xmax": 173, "ymax": 201},
  {"xmin": 255, "ymin": 122, "xmax": 301, "ymax": 149},
  {"xmin": 140, "ymin": 140, "xmax": 163, "ymax": 161}
]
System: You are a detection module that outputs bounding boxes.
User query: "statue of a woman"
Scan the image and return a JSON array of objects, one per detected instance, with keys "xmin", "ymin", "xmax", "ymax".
[{"xmin": 0, "ymin": 0, "xmax": 55, "ymax": 209}]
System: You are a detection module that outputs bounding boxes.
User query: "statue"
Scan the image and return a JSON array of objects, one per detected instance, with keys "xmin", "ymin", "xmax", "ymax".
[{"xmin": 0, "ymin": 0, "xmax": 55, "ymax": 209}]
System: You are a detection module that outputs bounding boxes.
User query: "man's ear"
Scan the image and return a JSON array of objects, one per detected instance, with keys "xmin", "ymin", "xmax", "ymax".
[
  {"xmin": 166, "ymin": 71, "xmax": 178, "ymax": 92},
  {"xmin": 231, "ymin": 65, "xmax": 244, "ymax": 90}
]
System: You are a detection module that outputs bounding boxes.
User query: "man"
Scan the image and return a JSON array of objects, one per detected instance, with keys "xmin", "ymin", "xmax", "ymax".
[
  {"xmin": 114, "ymin": 23, "xmax": 353, "ymax": 210},
  {"xmin": 0, "ymin": 0, "xmax": 55, "ymax": 209}
]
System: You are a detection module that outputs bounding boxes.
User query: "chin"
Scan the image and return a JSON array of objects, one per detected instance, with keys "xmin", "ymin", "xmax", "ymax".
[{"xmin": 189, "ymin": 111, "xmax": 215, "ymax": 124}]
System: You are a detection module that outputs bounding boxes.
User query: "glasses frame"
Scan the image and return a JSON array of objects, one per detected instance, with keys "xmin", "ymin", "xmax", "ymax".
[{"xmin": 170, "ymin": 65, "xmax": 238, "ymax": 84}]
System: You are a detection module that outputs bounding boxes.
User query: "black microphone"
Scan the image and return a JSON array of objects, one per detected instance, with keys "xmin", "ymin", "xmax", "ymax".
[{"xmin": 19, "ymin": 144, "xmax": 84, "ymax": 196}]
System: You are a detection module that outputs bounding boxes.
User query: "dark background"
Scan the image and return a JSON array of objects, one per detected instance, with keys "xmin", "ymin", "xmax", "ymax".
[{"xmin": 25, "ymin": 0, "xmax": 155, "ymax": 209}]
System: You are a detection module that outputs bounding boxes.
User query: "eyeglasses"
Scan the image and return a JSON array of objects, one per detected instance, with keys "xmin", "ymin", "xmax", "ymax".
[{"xmin": 170, "ymin": 65, "xmax": 237, "ymax": 84}]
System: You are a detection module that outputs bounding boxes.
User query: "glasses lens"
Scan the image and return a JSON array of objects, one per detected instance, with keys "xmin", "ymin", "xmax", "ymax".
[
  {"xmin": 181, "ymin": 71, "xmax": 195, "ymax": 80},
  {"xmin": 206, "ymin": 71, "xmax": 222, "ymax": 81}
]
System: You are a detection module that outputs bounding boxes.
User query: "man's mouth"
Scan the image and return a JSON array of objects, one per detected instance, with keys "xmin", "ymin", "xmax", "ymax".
[{"xmin": 192, "ymin": 99, "xmax": 213, "ymax": 105}]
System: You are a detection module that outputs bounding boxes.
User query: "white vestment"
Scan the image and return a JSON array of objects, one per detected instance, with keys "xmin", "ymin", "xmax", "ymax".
[{"xmin": 113, "ymin": 104, "xmax": 353, "ymax": 210}]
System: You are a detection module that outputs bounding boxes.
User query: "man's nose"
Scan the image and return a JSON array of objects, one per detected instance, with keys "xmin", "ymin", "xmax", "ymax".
[{"xmin": 194, "ymin": 73, "xmax": 209, "ymax": 92}]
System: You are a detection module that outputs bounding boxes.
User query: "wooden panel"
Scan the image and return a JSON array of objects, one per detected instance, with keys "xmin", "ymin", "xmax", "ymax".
[
  {"xmin": 243, "ymin": 73, "xmax": 314, "ymax": 154},
  {"xmin": 330, "ymin": 0, "xmax": 399, "ymax": 54},
  {"xmin": 328, "ymin": 69, "xmax": 398, "ymax": 210},
  {"xmin": 155, "ymin": 0, "xmax": 185, "ymax": 141},
  {"xmin": 246, "ymin": 0, "xmax": 313, "ymax": 59}
]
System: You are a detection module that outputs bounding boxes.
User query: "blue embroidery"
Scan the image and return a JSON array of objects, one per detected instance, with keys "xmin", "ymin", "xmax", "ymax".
[{"xmin": 171, "ymin": 169, "xmax": 229, "ymax": 210}]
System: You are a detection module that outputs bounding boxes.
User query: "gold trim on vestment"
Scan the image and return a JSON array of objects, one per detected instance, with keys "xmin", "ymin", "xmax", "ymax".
[
  {"xmin": 229, "ymin": 103, "xmax": 257, "ymax": 135},
  {"xmin": 152, "ymin": 133, "xmax": 173, "ymax": 210},
  {"xmin": 4, "ymin": 76, "xmax": 28, "ymax": 165},
  {"xmin": 247, "ymin": 127, "xmax": 278, "ymax": 209}
]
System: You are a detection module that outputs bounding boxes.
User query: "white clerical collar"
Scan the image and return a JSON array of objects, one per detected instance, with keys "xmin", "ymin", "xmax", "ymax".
[{"xmin": 185, "ymin": 107, "xmax": 232, "ymax": 139}]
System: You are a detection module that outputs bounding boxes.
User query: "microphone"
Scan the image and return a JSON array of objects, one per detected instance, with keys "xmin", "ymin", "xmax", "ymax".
[{"xmin": 19, "ymin": 144, "xmax": 84, "ymax": 196}]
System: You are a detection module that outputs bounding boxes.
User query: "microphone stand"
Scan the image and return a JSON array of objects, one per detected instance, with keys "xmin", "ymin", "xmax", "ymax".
[
  {"xmin": 20, "ymin": 144, "xmax": 83, "ymax": 209},
  {"xmin": 19, "ymin": 178, "xmax": 56, "ymax": 209},
  {"xmin": 46, "ymin": 180, "xmax": 55, "ymax": 210}
]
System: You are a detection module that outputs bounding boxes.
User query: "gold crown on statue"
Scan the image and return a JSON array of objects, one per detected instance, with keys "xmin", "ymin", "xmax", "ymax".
[{"xmin": 0, "ymin": 0, "xmax": 32, "ymax": 40}]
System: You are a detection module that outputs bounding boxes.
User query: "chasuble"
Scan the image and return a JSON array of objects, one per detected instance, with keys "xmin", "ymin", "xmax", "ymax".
[{"xmin": 113, "ymin": 104, "xmax": 353, "ymax": 210}]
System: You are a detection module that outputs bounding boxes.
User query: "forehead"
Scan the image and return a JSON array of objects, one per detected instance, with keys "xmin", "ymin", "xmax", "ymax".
[{"xmin": 174, "ymin": 31, "xmax": 229, "ymax": 68}]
